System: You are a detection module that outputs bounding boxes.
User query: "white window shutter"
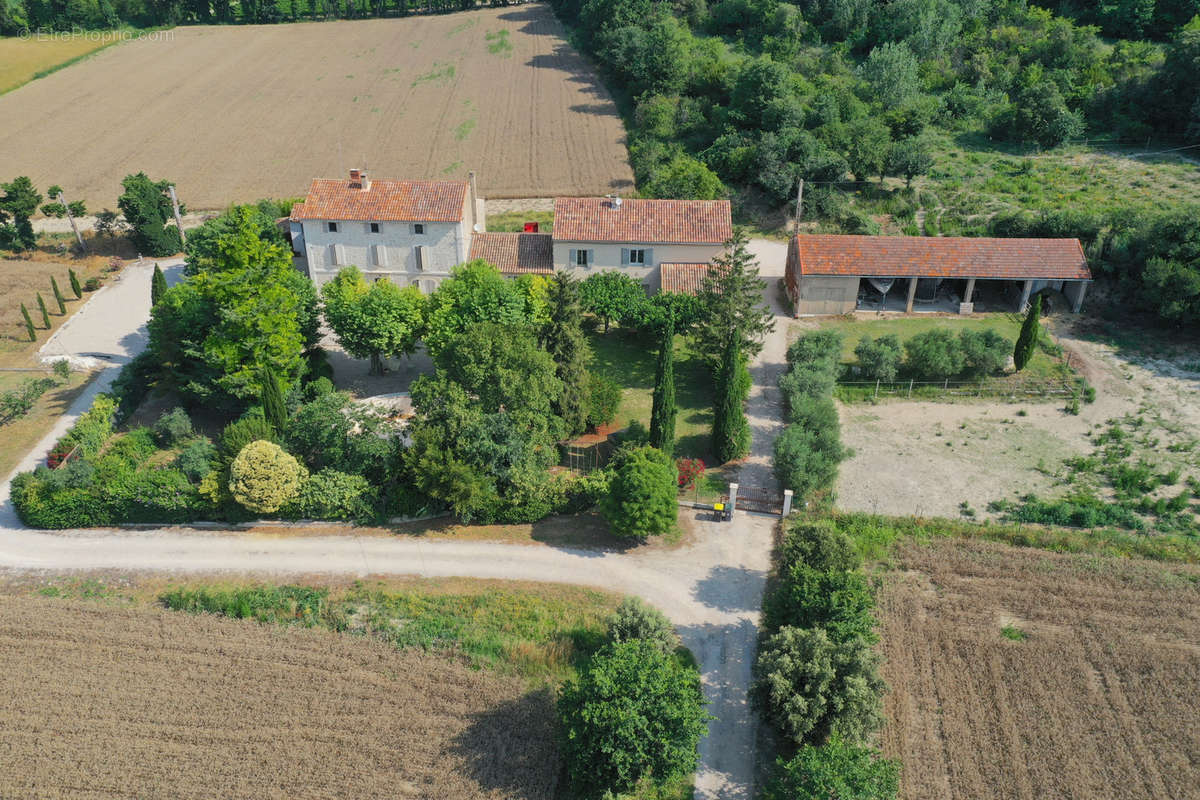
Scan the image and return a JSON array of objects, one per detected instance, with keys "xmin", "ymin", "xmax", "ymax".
[
  {"xmin": 621, "ymin": 248, "xmax": 629, "ymax": 266},
  {"xmin": 414, "ymin": 246, "xmax": 423, "ymax": 271},
  {"xmin": 645, "ymin": 248, "xmax": 654, "ymax": 266},
  {"xmin": 587, "ymin": 249, "xmax": 594, "ymax": 266},
  {"xmin": 569, "ymin": 248, "xmax": 577, "ymax": 266},
  {"xmin": 331, "ymin": 244, "xmax": 345, "ymax": 266},
  {"xmin": 375, "ymin": 244, "xmax": 388, "ymax": 267}
]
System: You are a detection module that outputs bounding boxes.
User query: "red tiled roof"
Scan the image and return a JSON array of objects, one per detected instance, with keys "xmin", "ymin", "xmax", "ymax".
[
  {"xmin": 291, "ymin": 178, "xmax": 468, "ymax": 223},
  {"xmin": 554, "ymin": 197, "xmax": 731, "ymax": 244},
  {"xmin": 469, "ymin": 232, "xmax": 554, "ymax": 274},
  {"xmin": 660, "ymin": 263, "xmax": 714, "ymax": 295},
  {"xmin": 791, "ymin": 235, "xmax": 1091, "ymax": 280}
]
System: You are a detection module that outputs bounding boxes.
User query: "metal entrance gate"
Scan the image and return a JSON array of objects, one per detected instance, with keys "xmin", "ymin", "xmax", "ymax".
[{"xmin": 734, "ymin": 486, "xmax": 784, "ymax": 515}]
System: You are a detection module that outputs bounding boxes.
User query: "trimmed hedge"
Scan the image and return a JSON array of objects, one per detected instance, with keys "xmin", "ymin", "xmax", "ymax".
[{"xmin": 775, "ymin": 331, "xmax": 845, "ymax": 502}]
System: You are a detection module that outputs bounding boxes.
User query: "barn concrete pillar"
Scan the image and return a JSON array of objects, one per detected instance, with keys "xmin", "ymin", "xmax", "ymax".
[
  {"xmin": 1017, "ymin": 279, "xmax": 1033, "ymax": 312},
  {"xmin": 1066, "ymin": 280, "xmax": 1088, "ymax": 313},
  {"xmin": 964, "ymin": 277, "xmax": 976, "ymax": 303},
  {"xmin": 729, "ymin": 483, "xmax": 739, "ymax": 515},
  {"xmin": 905, "ymin": 277, "xmax": 918, "ymax": 313},
  {"xmin": 782, "ymin": 489, "xmax": 794, "ymax": 517}
]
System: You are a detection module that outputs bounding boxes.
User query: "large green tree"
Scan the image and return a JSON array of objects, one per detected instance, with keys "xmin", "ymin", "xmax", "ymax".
[
  {"xmin": 424, "ymin": 260, "xmax": 537, "ymax": 357},
  {"xmin": 753, "ymin": 625, "xmax": 885, "ymax": 747},
  {"xmin": 579, "ymin": 271, "xmax": 649, "ymax": 332},
  {"xmin": 118, "ymin": 172, "xmax": 182, "ymax": 257},
  {"xmin": 648, "ymin": 311, "xmax": 677, "ymax": 456},
  {"xmin": 146, "ymin": 211, "xmax": 307, "ymax": 410},
  {"xmin": 693, "ymin": 229, "xmax": 775, "ymax": 375},
  {"xmin": 602, "ymin": 445, "xmax": 678, "ymax": 539},
  {"xmin": 712, "ymin": 333, "xmax": 751, "ymax": 464},
  {"xmin": 763, "ymin": 741, "xmax": 900, "ymax": 800},
  {"xmin": 1012, "ymin": 294, "xmax": 1042, "ymax": 372},
  {"xmin": 540, "ymin": 272, "xmax": 591, "ymax": 437},
  {"xmin": 558, "ymin": 639, "xmax": 708, "ymax": 798},
  {"xmin": 0, "ymin": 176, "xmax": 41, "ymax": 251},
  {"xmin": 321, "ymin": 266, "xmax": 427, "ymax": 375}
]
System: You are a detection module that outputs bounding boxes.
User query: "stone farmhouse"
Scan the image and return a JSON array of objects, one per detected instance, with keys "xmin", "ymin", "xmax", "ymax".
[
  {"xmin": 785, "ymin": 233, "xmax": 1092, "ymax": 316},
  {"xmin": 289, "ymin": 170, "xmax": 731, "ymax": 293}
]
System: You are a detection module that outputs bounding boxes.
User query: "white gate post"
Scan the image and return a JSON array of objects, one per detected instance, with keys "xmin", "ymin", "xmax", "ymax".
[
  {"xmin": 728, "ymin": 483, "xmax": 739, "ymax": 515},
  {"xmin": 782, "ymin": 489, "xmax": 794, "ymax": 517}
]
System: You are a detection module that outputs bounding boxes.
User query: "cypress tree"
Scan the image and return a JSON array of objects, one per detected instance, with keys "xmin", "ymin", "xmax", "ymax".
[
  {"xmin": 259, "ymin": 367, "xmax": 287, "ymax": 435},
  {"xmin": 20, "ymin": 303, "xmax": 35, "ymax": 341},
  {"xmin": 649, "ymin": 312, "xmax": 677, "ymax": 457},
  {"xmin": 36, "ymin": 293, "xmax": 50, "ymax": 328},
  {"xmin": 50, "ymin": 276, "xmax": 66, "ymax": 314},
  {"xmin": 712, "ymin": 334, "xmax": 750, "ymax": 464},
  {"xmin": 151, "ymin": 263, "xmax": 168, "ymax": 306},
  {"xmin": 540, "ymin": 272, "xmax": 590, "ymax": 436},
  {"xmin": 1013, "ymin": 294, "xmax": 1042, "ymax": 372},
  {"xmin": 68, "ymin": 268, "xmax": 82, "ymax": 299}
]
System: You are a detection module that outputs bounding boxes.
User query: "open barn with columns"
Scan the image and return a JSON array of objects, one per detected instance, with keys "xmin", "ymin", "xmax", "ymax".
[{"xmin": 785, "ymin": 234, "xmax": 1092, "ymax": 316}]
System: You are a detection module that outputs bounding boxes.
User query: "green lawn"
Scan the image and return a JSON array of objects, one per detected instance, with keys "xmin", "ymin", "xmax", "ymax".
[
  {"xmin": 486, "ymin": 210, "xmax": 554, "ymax": 233},
  {"xmin": 812, "ymin": 312, "xmax": 1072, "ymax": 382},
  {"xmin": 587, "ymin": 328, "xmax": 714, "ymax": 460}
]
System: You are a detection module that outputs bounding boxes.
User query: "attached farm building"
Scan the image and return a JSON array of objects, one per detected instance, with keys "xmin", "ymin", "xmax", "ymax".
[{"xmin": 785, "ymin": 234, "xmax": 1092, "ymax": 316}]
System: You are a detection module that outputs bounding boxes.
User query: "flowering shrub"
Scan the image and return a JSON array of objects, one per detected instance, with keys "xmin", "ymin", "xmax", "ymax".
[{"xmin": 676, "ymin": 457, "xmax": 705, "ymax": 490}]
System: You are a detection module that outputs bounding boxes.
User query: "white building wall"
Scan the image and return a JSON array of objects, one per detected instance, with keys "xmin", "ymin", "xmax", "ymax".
[
  {"xmin": 302, "ymin": 218, "xmax": 469, "ymax": 291},
  {"xmin": 552, "ymin": 241, "xmax": 723, "ymax": 291}
]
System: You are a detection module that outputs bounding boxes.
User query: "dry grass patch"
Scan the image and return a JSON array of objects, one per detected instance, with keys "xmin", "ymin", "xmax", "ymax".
[
  {"xmin": 0, "ymin": 371, "xmax": 92, "ymax": 479},
  {"xmin": 0, "ymin": 34, "xmax": 116, "ymax": 94},
  {"xmin": 0, "ymin": 250, "xmax": 116, "ymax": 366},
  {"xmin": 0, "ymin": 592, "xmax": 563, "ymax": 799},
  {"xmin": 0, "ymin": 7, "xmax": 634, "ymax": 210},
  {"xmin": 877, "ymin": 537, "xmax": 1200, "ymax": 800}
]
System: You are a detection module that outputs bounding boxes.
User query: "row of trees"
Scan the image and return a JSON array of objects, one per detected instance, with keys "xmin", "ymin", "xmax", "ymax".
[
  {"xmin": 0, "ymin": 0, "xmax": 486, "ymax": 34},
  {"xmin": 774, "ymin": 330, "xmax": 846, "ymax": 499},
  {"xmin": 753, "ymin": 517, "xmax": 898, "ymax": 799}
]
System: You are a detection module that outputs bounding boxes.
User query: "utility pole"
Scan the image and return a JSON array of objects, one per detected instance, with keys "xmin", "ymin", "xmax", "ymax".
[
  {"xmin": 168, "ymin": 185, "xmax": 186, "ymax": 247},
  {"xmin": 57, "ymin": 189, "xmax": 86, "ymax": 252},
  {"xmin": 794, "ymin": 178, "xmax": 804, "ymax": 231}
]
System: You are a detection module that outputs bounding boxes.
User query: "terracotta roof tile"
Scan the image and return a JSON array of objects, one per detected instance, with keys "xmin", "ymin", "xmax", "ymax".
[
  {"xmin": 291, "ymin": 177, "xmax": 468, "ymax": 223},
  {"xmin": 660, "ymin": 263, "xmax": 714, "ymax": 295},
  {"xmin": 469, "ymin": 232, "xmax": 554, "ymax": 274},
  {"xmin": 554, "ymin": 197, "xmax": 731, "ymax": 244},
  {"xmin": 791, "ymin": 235, "xmax": 1091, "ymax": 281}
]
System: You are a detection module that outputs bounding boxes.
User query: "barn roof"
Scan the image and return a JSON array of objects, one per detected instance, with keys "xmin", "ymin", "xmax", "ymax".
[
  {"xmin": 554, "ymin": 197, "xmax": 731, "ymax": 244},
  {"xmin": 790, "ymin": 235, "xmax": 1091, "ymax": 280},
  {"xmin": 291, "ymin": 176, "xmax": 468, "ymax": 223},
  {"xmin": 468, "ymin": 232, "xmax": 554, "ymax": 275},
  {"xmin": 660, "ymin": 263, "xmax": 714, "ymax": 295}
]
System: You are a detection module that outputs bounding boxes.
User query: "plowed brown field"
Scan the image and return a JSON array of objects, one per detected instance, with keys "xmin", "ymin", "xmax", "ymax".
[
  {"xmin": 877, "ymin": 539, "xmax": 1200, "ymax": 800},
  {"xmin": 0, "ymin": 596, "xmax": 559, "ymax": 799},
  {"xmin": 0, "ymin": 5, "xmax": 634, "ymax": 210}
]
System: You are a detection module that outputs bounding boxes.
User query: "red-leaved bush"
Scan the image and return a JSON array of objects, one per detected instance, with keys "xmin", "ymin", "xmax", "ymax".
[{"xmin": 676, "ymin": 458, "xmax": 705, "ymax": 490}]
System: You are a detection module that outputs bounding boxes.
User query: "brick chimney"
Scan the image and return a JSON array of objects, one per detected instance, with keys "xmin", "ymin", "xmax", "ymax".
[{"xmin": 349, "ymin": 168, "xmax": 370, "ymax": 191}]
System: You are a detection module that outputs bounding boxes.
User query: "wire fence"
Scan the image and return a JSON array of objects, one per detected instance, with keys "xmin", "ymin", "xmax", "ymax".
[{"xmin": 836, "ymin": 377, "xmax": 1079, "ymax": 402}]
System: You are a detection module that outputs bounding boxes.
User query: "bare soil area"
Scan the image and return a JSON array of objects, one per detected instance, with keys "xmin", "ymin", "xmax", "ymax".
[
  {"xmin": 0, "ymin": 594, "xmax": 559, "ymax": 799},
  {"xmin": 835, "ymin": 316, "xmax": 1200, "ymax": 518},
  {"xmin": 877, "ymin": 537, "xmax": 1200, "ymax": 800},
  {"xmin": 0, "ymin": 6, "xmax": 634, "ymax": 211}
]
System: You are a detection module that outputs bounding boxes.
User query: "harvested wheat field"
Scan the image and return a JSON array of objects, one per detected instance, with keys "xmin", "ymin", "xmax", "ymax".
[
  {"xmin": 877, "ymin": 538, "xmax": 1200, "ymax": 800},
  {"xmin": 0, "ymin": 595, "xmax": 559, "ymax": 799},
  {"xmin": 0, "ymin": 6, "xmax": 634, "ymax": 210}
]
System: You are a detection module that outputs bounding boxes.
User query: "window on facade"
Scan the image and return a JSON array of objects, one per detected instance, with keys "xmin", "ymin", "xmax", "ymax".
[
  {"xmin": 576, "ymin": 249, "xmax": 589, "ymax": 266},
  {"xmin": 370, "ymin": 222, "xmax": 380, "ymax": 234},
  {"xmin": 629, "ymin": 249, "xmax": 646, "ymax": 265},
  {"xmin": 413, "ymin": 223, "xmax": 424, "ymax": 235},
  {"xmin": 328, "ymin": 222, "xmax": 338, "ymax": 233}
]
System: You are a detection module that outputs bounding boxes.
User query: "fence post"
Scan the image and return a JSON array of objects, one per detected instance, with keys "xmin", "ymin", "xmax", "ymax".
[
  {"xmin": 729, "ymin": 482, "xmax": 739, "ymax": 515},
  {"xmin": 944, "ymin": 378, "xmax": 948, "ymax": 390},
  {"xmin": 782, "ymin": 489, "xmax": 794, "ymax": 517},
  {"xmin": 908, "ymin": 379, "xmax": 913, "ymax": 398},
  {"xmin": 874, "ymin": 379, "xmax": 879, "ymax": 400}
]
